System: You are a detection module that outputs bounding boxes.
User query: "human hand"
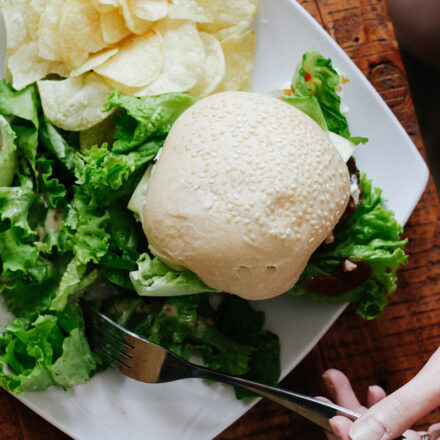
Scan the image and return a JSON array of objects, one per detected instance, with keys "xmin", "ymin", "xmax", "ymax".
[{"xmin": 320, "ymin": 348, "xmax": 440, "ymax": 439}]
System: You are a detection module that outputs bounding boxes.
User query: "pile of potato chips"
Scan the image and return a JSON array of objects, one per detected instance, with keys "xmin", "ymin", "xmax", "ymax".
[{"xmin": 1, "ymin": 0, "xmax": 257, "ymax": 130}]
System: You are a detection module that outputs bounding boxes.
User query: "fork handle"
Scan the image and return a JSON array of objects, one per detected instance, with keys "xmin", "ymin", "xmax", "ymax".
[
  {"xmin": 192, "ymin": 366, "xmax": 356, "ymax": 431},
  {"xmin": 191, "ymin": 365, "xmax": 406, "ymax": 439}
]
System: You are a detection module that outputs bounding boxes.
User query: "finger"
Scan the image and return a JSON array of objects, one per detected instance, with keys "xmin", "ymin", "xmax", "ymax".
[
  {"xmin": 419, "ymin": 346, "xmax": 440, "ymax": 374},
  {"xmin": 366, "ymin": 385, "xmax": 387, "ymax": 408},
  {"xmin": 330, "ymin": 416, "xmax": 353, "ymax": 440},
  {"xmin": 429, "ymin": 423, "xmax": 440, "ymax": 433},
  {"xmin": 429, "ymin": 423, "xmax": 440, "ymax": 440},
  {"xmin": 401, "ymin": 430, "xmax": 422, "ymax": 440},
  {"xmin": 348, "ymin": 351, "xmax": 440, "ymax": 440},
  {"xmin": 322, "ymin": 369, "xmax": 364, "ymax": 412},
  {"xmin": 314, "ymin": 397, "xmax": 352, "ymax": 439}
]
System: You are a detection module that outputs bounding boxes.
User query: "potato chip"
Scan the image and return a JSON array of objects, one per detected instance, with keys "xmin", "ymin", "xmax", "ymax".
[
  {"xmin": 94, "ymin": 30, "xmax": 163, "ymax": 87},
  {"xmin": 70, "ymin": 48, "xmax": 119, "ymax": 77},
  {"xmin": 37, "ymin": 1, "xmax": 62, "ymax": 61},
  {"xmin": 27, "ymin": 0, "xmax": 45, "ymax": 40},
  {"xmin": 101, "ymin": 77, "xmax": 144, "ymax": 96},
  {"xmin": 214, "ymin": 30, "xmax": 256, "ymax": 92},
  {"xmin": 100, "ymin": 9, "xmax": 131, "ymax": 44},
  {"xmin": 215, "ymin": 22, "xmax": 256, "ymax": 41},
  {"xmin": 38, "ymin": 73, "xmax": 114, "ymax": 131},
  {"xmin": 130, "ymin": 0, "xmax": 168, "ymax": 22},
  {"xmin": 168, "ymin": 0, "xmax": 216, "ymax": 23},
  {"xmin": 2, "ymin": 1, "xmax": 42, "ymax": 50},
  {"xmin": 8, "ymin": 41, "xmax": 53, "ymax": 90},
  {"xmin": 189, "ymin": 32, "xmax": 225, "ymax": 97},
  {"xmin": 59, "ymin": 0, "xmax": 106, "ymax": 68},
  {"xmin": 199, "ymin": 0, "xmax": 257, "ymax": 40},
  {"xmin": 91, "ymin": 0, "xmax": 119, "ymax": 13},
  {"xmin": 135, "ymin": 19, "xmax": 205, "ymax": 97},
  {"xmin": 29, "ymin": 0, "xmax": 46, "ymax": 16},
  {"xmin": 119, "ymin": 0, "xmax": 152, "ymax": 34},
  {"xmin": 50, "ymin": 62, "xmax": 70, "ymax": 78},
  {"xmin": 2, "ymin": 5, "xmax": 30, "ymax": 50}
]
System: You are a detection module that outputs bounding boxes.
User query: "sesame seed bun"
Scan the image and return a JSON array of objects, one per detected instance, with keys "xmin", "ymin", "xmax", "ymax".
[{"xmin": 142, "ymin": 92, "xmax": 350, "ymax": 300}]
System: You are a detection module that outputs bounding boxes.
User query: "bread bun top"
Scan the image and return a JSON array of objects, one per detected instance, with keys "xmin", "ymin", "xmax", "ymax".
[{"xmin": 142, "ymin": 92, "xmax": 350, "ymax": 300}]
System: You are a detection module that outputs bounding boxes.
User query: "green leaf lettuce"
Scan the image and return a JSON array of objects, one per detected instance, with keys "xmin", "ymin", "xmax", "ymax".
[
  {"xmin": 0, "ymin": 115, "xmax": 18, "ymax": 186},
  {"xmin": 104, "ymin": 91, "xmax": 197, "ymax": 153},
  {"xmin": 289, "ymin": 48, "xmax": 368, "ymax": 145},
  {"xmin": 0, "ymin": 80, "xmax": 40, "ymax": 170},
  {"xmin": 0, "ymin": 304, "xmax": 96, "ymax": 394},
  {"xmin": 130, "ymin": 253, "xmax": 217, "ymax": 297}
]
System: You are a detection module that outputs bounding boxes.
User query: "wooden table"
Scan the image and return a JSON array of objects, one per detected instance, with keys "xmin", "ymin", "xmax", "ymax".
[{"xmin": 1, "ymin": 0, "xmax": 438, "ymax": 439}]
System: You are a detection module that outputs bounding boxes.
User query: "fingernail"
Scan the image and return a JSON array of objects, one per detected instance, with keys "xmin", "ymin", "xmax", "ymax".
[
  {"xmin": 349, "ymin": 417, "xmax": 387, "ymax": 440},
  {"xmin": 322, "ymin": 372, "xmax": 335, "ymax": 395}
]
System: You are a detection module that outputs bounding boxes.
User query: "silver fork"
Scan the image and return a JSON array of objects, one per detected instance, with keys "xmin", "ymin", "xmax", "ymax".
[{"xmin": 84, "ymin": 304, "xmax": 406, "ymax": 439}]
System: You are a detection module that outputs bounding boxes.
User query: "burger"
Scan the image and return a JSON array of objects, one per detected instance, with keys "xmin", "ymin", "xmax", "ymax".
[{"xmin": 141, "ymin": 91, "xmax": 359, "ymax": 300}]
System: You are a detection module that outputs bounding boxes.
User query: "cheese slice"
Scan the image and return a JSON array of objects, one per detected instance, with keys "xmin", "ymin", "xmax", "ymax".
[{"xmin": 328, "ymin": 131, "xmax": 356, "ymax": 162}]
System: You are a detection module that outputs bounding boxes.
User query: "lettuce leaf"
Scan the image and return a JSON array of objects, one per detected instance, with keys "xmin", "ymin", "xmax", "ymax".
[
  {"xmin": 100, "ymin": 199, "xmax": 140, "ymax": 290},
  {"xmin": 0, "ymin": 304, "xmax": 96, "ymax": 393},
  {"xmin": 0, "ymin": 154, "xmax": 64, "ymax": 318},
  {"xmin": 104, "ymin": 91, "xmax": 197, "ymax": 153},
  {"xmin": 39, "ymin": 117, "xmax": 77, "ymax": 173},
  {"xmin": 130, "ymin": 253, "xmax": 217, "ymax": 297},
  {"xmin": 0, "ymin": 179, "xmax": 35, "ymax": 236},
  {"xmin": 0, "ymin": 261, "xmax": 59, "ymax": 318},
  {"xmin": 63, "ymin": 188, "xmax": 110, "ymax": 265},
  {"xmin": 0, "ymin": 148, "xmax": 110, "ymax": 317},
  {"xmin": 289, "ymin": 173, "xmax": 408, "ymax": 319},
  {"xmin": 0, "ymin": 80, "xmax": 40, "ymax": 170},
  {"xmin": 290, "ymin": 48, "xmax": 367, "ymax": 145},
  {"xmin": 282, "ymin": 95, "xmax": 328, "ymax": 132},
  {"xmin": 0, "ymin": 168, "xmax": 43, "ymax": 288},
  {"xmin": 74, "ymin": 141, "xmax": 160, "ymax": 204},
  {"xmin": 0, "ymin": 229, "xmax": 39, "ymax": 277},
  {"xmin": 0, "ymin": 116, "xmax": 18, "ymax": 186},
  {"xmin": 50, "ymin": 258, "xmax": 99, "ymax": 311},
  {"xmin": 107, "ymin": 200, "xmax": 139, "ymax": 261},
  {"xmin": 37, "ymin": 155, "xmax": 67, "ymax": 209},
  {"xmin": 0, "ymin": 80, "xmax": 39, "ymax": 129}
]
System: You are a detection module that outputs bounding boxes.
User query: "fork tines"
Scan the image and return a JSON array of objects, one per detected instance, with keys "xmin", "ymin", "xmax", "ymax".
[{"xmin": 85, "ymin": 307, "xmax": 134, "ymax": 369}]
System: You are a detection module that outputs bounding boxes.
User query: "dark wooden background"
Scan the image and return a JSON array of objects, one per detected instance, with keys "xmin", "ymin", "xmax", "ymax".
[{"xmin": 1, "ymin": 0, "xmax": 439, "ymax": 439}]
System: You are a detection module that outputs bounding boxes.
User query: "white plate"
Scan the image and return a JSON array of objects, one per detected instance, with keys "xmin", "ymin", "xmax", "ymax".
[{"xmin": 0, "ymin": 1, "xmax": 429, "ymax": 439}]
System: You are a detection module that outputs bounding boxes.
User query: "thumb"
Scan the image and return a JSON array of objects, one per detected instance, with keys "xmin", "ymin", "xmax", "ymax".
[{"xmin": 349, "ymin": 349, "xmax": 440, "ymax": 440}]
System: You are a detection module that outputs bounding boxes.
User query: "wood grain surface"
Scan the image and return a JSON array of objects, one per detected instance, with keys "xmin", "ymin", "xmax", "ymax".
[{"xmin": 1, "ymin": 0, "xmax": 438, "ymax": 439}]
